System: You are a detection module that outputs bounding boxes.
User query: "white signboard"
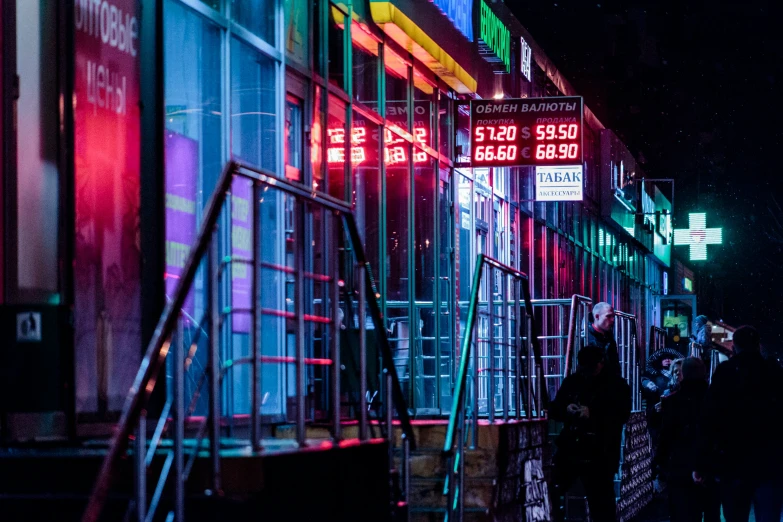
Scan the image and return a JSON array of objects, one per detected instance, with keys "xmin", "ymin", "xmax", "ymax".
[
  {"xmin": 520, "ymin": 37, "xmax": 532, "ymax": 81},
  {"xmin": 535, "ymin": 165, "xmax": 583, "ymax": 201}
]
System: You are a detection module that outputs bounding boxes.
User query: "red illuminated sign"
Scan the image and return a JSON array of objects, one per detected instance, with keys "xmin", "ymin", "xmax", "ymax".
[
  {"xmin": 327, "ymin": 126, "xmax": 430, "ymax": 166},
  {"xmin": 470, "ymin": 97, "xmax": 583, "ymax": 167}
]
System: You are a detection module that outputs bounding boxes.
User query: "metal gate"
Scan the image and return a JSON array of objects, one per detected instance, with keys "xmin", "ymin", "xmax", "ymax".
[
  {"xmin": 534, "ymin": 295, "xmax": 592, "ymax": 401},
  {"xmin": 615, "ymin": 311, "xmax": 642, "ymax": 412}
]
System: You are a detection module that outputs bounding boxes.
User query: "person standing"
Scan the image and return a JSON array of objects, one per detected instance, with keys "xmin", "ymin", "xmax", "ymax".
[
  {"xmin": 656, "ymin": 357, "xmax": 719, "ymax": 522},
  {"xmin": 587, "ymin": 302, "xmax": 621, "ymax": 376},
  {"xmin": 695, "ymin": 326, "xmax": 783, "ymax": 522},
  {"xmin": 550, "ymin": 345, "xmax": 632, "ymax": 522}
]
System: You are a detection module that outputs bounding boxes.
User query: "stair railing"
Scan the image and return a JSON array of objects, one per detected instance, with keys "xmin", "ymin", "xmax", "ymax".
[
  {"xmin": 441, "ymin": 254, "xmax": 544, "ymax": 522},
  {"xmin": 562, "ymin": 295, "xmax": 594, "ymax": 378},
  {"xmin": 82, "ymin": 160, "xmax": 414, "ymax": 522},
  {"xmin": 530, "ymin": 296, "xmax": 592, "ymax": 402},
  {"xmin": 614, "ymin": 310, "xmax": 642, "ymax": 412}
]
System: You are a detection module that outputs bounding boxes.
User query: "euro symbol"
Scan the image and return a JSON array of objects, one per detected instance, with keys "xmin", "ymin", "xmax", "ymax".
[{"xmin": 522, "ymin": 147, "xmax": 531, "ymax": 159}]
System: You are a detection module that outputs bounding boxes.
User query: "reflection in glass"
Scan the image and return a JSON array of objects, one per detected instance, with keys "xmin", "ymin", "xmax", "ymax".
[
  {"xmin": 414, "ymin": 159, "xmax": 436, "ymax": 409},
  {"xmin": 385, "ymin": 51, "xmax": 409, "ymax": 132},
  {"xmin": 230, "ymin": 38, "xmax": 276, "ymax": 172},
  {"xmin": 328, "ymin": 6, "xmax": 345, "ymax": 89},
  {"xmin": 326, "ymin": 96, "xmax": 347, "ymax": 200},
  {"xmin": 386, "ymin": 144, "xmax": 411, "ymax": 403},
  {"xmin": 352, "ymin": 30, "xmax": 379, "ymax": 107},
  {"xmin": 231, "ymin": 0, "xmax": 275, "ymax": 43}
]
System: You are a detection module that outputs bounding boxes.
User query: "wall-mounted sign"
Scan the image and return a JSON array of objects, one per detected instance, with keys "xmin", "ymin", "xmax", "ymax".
[
  {"xmin": 662, "ymin": 271, "xmax": 669, "ymax": 295},
  {"xmin": 683, "ymin": 277, "xmax": 693, "ymax": 292},
  {"xmin": 535, "ymin": 166, "xmax": 583, "ymax": 201},
  {"xmin": 470, "ymin": 96, "xmax": 583, "ymax": 167},
  {"xmin": 478, "ymin": 0, "xmax": 510, "ymax": 74},
  {"xmin": 429, "ymin": 0, "xmax": 473, "ymax": 42},
  {"xmin": 657, "ymin": 210, "xmax": 671, "ymax": 244},
  {"xmin": 328, "ymin": 101, "xmax": 431, "ymax": 167},
  {"xmin": 673, "ymin": 212, "xmax": 722, "ymax": 261},
  {"xmin": 520, "ymin": 37, "xmax": 532, "ymax": 82}
]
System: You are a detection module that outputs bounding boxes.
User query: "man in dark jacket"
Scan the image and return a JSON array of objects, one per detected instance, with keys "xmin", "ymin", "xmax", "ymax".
[
  {"xmin": 696, "ymin": 325, "xmax": 783, "ymax": 522},
  {"xmin": 587, "ymin": 302, "xmax": 621, "ymax": 376},
  {"xmin": 550, "ymin": 345, "xmax": 632, "ymax": 522},
  {"xmin": 656, "ymin": 357, "xmax": 719, "ymax": 522}
]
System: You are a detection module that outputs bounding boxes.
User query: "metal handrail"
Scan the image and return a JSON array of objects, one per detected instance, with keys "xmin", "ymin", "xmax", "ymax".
[
  {"xmin": 562, "ymin": 295, "xmax": 593, "ymax": 376},
  {"xmin": 614, "ymin": 311, "xmax": 642, "ymax": 412},
  {"xmin": 441, "ymin": 254, "xmax": 543, "ymax": 522},
  {"xmin": 82, "ymin": 161, "xmax": 414, "ymax": 522}
]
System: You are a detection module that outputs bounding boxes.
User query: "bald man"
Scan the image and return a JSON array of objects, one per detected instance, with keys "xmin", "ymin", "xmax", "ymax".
[{"xmin": 586, "ymin": 302, "xmax": 621, "ymax": 376}]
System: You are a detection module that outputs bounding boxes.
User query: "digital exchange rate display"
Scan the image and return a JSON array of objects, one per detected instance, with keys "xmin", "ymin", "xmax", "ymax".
[{"xmin": 470, "ymin": 96, "xmax": 583, "ymax": 167}]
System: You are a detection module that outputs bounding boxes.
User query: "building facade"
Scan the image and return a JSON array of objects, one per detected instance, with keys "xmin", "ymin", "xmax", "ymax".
[{"xmin": 1, "ymin": 0, "xmax": 681, "ymax": 435}]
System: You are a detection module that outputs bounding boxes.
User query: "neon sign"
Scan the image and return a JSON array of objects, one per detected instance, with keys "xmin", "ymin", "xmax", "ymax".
[
  {"xmin": 429, "ymin": 0, "xmax": 473, "ymax": 42},
  {"xmin": 470, "ymin": 97, "xmax": 584, "ymax": 167},
  {"xmin": 673, "ymin": 212, "xmax": 722, "ymax": 261},
  {"xmin": 478, "ymin": 0, "xmax": 510, "ymax": 74}
]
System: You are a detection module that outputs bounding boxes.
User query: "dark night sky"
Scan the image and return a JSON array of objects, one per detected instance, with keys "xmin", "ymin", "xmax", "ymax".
[{"xmin": 509, "ymin": 0, "xmax": 783, "ymax": 349}]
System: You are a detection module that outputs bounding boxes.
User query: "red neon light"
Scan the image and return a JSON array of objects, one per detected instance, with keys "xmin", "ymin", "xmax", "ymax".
[
  {"xmin": 534, "ymin": 123, "xmax": 578, "ymax": 141},
  {"xmin": 327, "ymin": 125, "xmax": 430, "ymax": 166},
  {"xmin": 473, "ymin": 145, "xmax": 518, "ymax": 162},
  {"xmin": 474, "ymin": 124, "xmax": 519, "ymax": 143}
]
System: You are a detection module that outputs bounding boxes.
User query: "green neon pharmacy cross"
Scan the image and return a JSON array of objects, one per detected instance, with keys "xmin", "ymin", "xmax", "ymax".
[{"xmin": 673, "ymin": 212, "xmax": 723, "ymax": 261}]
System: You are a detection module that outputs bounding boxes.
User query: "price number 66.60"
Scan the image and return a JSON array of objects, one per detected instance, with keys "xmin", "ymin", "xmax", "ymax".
[{"xmin": 474, "ymin": 145, "xmax": 518, "ymax": 162}]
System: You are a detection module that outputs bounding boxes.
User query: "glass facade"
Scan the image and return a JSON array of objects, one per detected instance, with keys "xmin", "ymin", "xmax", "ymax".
[{"xmin": 0, "ymin": 0, "xmax": 677, "ymax": 427}]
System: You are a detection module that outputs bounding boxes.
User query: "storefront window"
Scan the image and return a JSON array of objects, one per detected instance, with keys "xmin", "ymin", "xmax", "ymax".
[
  {"xmin": 328, "ymin": 5, "xmax": 345, "ymax": 89},
  {"xmin": 457, "ymin": 172, "xmax": 472, "ymax": 303},
  {"xmin": 200, "ymin": 0, "xmax": 221, "ymax": 10},
  {"xmin": 326, "ymin": 96, "xmax": 347, "ymax": 200},
  {"xmin": 352, "ymin": 29, "xmax": 379, "ymax": 107},
  {"xmin": 415, "ymin": 157, "xmax": 437, "ymax": 409},
  {"xmin": 232, "ymin": 0, "xmax": 275, "ymax": 43},
  {"xmin": 231, "ymin": 37, "xmax": 276, "ymax": 172},
  {"xmin": 438, "ymin": 93, "xmax": 451, "ymax": 159},
  {"xmin": 285, "ymin": 0, "xmax": 309, "ymax": 65},
  {"xmin": 285, "ymin": 96, "xmax": 304, "ymax": 181},
  {"xmin": 385, "ymin": 50, "xmax": 409, "ymax": 132},
  {"xmin": 413, "ymin": 71, "xmax": 434, "ymax": 150},
  {"xmin": 312, "ymin": 85, "xmax": 324, "ymax": 188},
  {"xmin": 352, "ymin": 111, "xmax": 381, "ymax": 272},
  {"xmin": 386, "ymin": 141, "xmax": 411, "ymax": 402}
]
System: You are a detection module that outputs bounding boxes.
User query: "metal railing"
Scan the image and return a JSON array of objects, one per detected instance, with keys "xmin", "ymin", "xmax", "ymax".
[
  {"xmin": 442, "ymin": 255, "xmax": 544, "ymax": 522},
  {"xmin": 615, "ymin": 311, "xmax": 642, "ymax": 412},
  {"xmin": 82, "ymin": 161, "xmax": 414, "ymax": 522},
  {"xmin": 548, "ymin": 295, "xmax": 593, "ymax": 390},
  {"xmin": 649, "ymin": 326, "xmax": 667, "ymax": 358}
]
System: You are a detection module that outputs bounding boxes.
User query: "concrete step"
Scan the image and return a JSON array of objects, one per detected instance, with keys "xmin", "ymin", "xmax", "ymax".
[
  {"xmin": 399, "ymin": 448, "xmax": 497, "ymax": 479},
  {"xmin": 409, "ymin": 477, "xmax": 495, "ymax": 510},
  {"xmin": 410, "ymin": 508, "xmax": 490, "ymax": 522}
]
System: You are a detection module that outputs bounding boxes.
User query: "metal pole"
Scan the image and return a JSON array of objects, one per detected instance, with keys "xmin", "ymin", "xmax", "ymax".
[
  {"xmin": 488, "ymin": 266, "xmax": 495, "ymax": 423},
  {"xmin": 135, "ymin": 413, "xmax": 147, "ymax": 522},
  {"xmin": 331, "ymin": 212, "xmax": 341, "ymax": 442},
  {"xmin": 403, "ymin": 435, "xmax": 411, "ymax": 514},
  {"xmin": 250, "ymin": 182, "xmax": 261, "ymax": 453},
  {"xmin": 458, "ymin": 409, "xmax": 465, "ymax": 522},
  {"xmin": 526, "ymin": 316, "xmax": 534, "ymax": 419},
  {"xmin": 514, "ymin": 279, "xmax": 522, "ymax": 419},
  {"xmin": 501, "ymin": 273, "xmax": 509, "ymax": 421},
  {"xmin": 358, "ymin": 263, "xmax": 368, "ymax": 441},
  {"xmin": 208, "ymin": 238, "xmax": 222, "ymax": 489},
  {"xmin": 471, "ymin": 314, "xmax": 479, "ymax": 449},
  {"xmin": 173, "ymin": 322, "xmax": 185, "ymax": 521},
  {"xmin": 385, "ymin": 370, "xmax": 394, "ymax": 473},
  {"xmin": 296, "ymin": 201, "xmax": 307, "ymax": 447}
]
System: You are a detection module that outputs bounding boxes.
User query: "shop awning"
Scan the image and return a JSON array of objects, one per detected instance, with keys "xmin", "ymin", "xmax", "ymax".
[{"xmin": 369, "ymin": 2, "xmax": 477, "ymax": 94}]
